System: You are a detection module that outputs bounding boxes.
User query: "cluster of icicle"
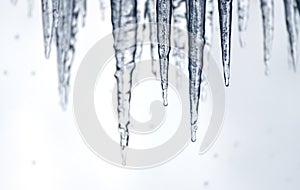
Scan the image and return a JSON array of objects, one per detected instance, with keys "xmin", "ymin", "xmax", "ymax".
[
  {"xmin": 41, "ymin": 0, "xmax": 86, "ymax": 109},
  {"xmin": 40, "ymin": 0, "xmax": 300, "ymax": 164}
]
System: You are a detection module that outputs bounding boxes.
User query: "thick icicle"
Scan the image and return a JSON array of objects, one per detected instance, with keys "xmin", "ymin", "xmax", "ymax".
[
  {"xmin": 55, "ymin": 0, "xmax": 80, "ymax": 108},
  {"xmin": 157, "ymin": 0, "xmax": 172, "ymax": 106},
  {"xmin": 172, "ymin": 0, "xmax": 187, "ymax": 88},
  {"xmin": 41, "ymin": 0, "xmax": 54, "ymax": 58},
  {"xmin": 205, "ymin": 0, "xmax": 214, "ymax": 50},
  {"xmin": 284, "ymin": 0, "xmax": 297, "ymax": 72},
  {"xmin": 238, "ymin": 0, "xmax": 250, "ymax": 47},
  {"xmin": 218, "ymin": 0, "xmax": 232, "ymax": 87},
  {"xmin": 260, "ymin": 0, "xmax": 274, "ymax": 75},
  {"xmin": 145, "ymin": 0, "xmax": 158, "ymax": 76},
  {"xmin": 188, "ymin": 0, "xmax": 206, "ymax": 142},
  {"xmin": 110, "ymin": 0, "xmax": 137, "ymax": 158}
]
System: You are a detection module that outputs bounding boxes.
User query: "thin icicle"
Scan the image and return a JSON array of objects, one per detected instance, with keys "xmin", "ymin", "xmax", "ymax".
[
  {"xmin": 110, "ymin": 0, "xmax": 138, "ymax": 160},
  {"xmin": 205, "ymin": 0, "xmax": 214, "ymax": 50},
  {"xmin": 157, "ymin": 0, "xmax": 172, "ymax": 106},
  {"xmin": 284, "ymin": 0, "xmax": 297, "ymax": 72},
  {"xmin": 260, "ymin": 0, "xmax": 274, "ymax": 75},
  {"xmin": 172, "ymin": 0, "xmax": 187, "ymax": 88},
  {"xmin": 238, "ymin": 0, "xmax": 250, "ymax": 47},
  {"xmin": 41, "ymin": 0, "xmax": 54, "ymax": 58},
  {"xmin": 218, "ymin": 0, "xmax": 232, "ymax": 87},
  {"xmin": 145, "ymin": 0, "xmax": 158, "ymax": 76},
  {"xmin": 188, "ymin": 0, "xmax": 206, "ymax": 142}
]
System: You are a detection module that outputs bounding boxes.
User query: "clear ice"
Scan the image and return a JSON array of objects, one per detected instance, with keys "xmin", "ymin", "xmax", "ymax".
[
  {"xmin": 157, "ymin": 0, "xmax": 172, "ymax": 106},
  {"xmin": 260, "ymin": 0, "xmax": 274, "ymax": 75},
  {"xmin": 218, "ymin": 0, "xmax": 233, "ymax": 87},
  {"xmin": 238, "ymin": 0, "xmax": 250, "ymax": 47},
  {"xmin": 110, "ymin": 0, "xmax": 137, "ymax": 156},
  {"xmin": 188, "ymin": 0, "xmax": 206, "ymax": 142},
  {"xmin": 284, "ymin": 0, "xmax": 298, "ymax": 72}
]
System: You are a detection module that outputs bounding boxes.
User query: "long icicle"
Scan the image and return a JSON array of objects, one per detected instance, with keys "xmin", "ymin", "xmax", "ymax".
[
  {"xmin": 188, "ymin": 0, "xmax": 206, "ymax": 142},
  {"xmin": 172, "ymin": 0, "xmax": 188, "ymax": 88},
  {"xmin": 218, "ymin": 0, "xmax": 232, "ymax": 87},
  {"xmin": 284, "ymin": 0, "xmax": 297, "ymax": 72},
  {"xmin": 238, "ymin": 0, "xmax": 250, "ymax": 47},
  {"xmin": 157, "ymin": 0, "xmax": 172, "ymax": 106},
  {"xmin": 55, "ymin": 0, "xmax": 80, "ymax": 108},
  {"xmin": 205, "ymin": 0, "xmax": 214, "ymax": 50},
  {"xmin": 260, "ymin": 0, "xmax": 274, "ymax": 75},
  {"xmin": 111, "ymin": 0, "xmax": 137, "ymax": 165}
]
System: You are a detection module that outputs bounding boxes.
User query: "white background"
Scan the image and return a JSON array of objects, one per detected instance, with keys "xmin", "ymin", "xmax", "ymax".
[{"xmin": 1, "ymin": 0, "xmax": 300, "ymax": 189}]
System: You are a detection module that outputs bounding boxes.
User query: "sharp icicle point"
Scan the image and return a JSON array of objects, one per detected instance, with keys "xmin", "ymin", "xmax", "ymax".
[
  {"xmin": 260, "ymin": 0, "xmax": 274, "ymax": 75},
  {"xmin": 238, "ymin": 0, "xmax": 250, "ymax": 47},
  {"xmin": 218, "ymin": 0, "xmax": 233, "ymax": 87},
  {"xmin": 157, "ymin": 0, "xmax": 172, "ymax": 106},
  {"xmin": 284, "ymin": 0, "xmax": 298, "ymax": 72},
  {"xmin": 111, "ymin": 0, "xmax": 138, "ymax": 158},
  {"xmin": 188, "ymin": 0, "xmax": 206, "ymax": 142},
  {"xmin": 205, "ymin": 0, "xmax": 214, "ymax": 50},
  {"xmin": 172, "ymin": 0, "xmax": 188, "ymax": 88}
]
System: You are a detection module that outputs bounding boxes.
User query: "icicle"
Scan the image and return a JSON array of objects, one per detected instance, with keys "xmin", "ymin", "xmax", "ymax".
[
  {"xmin": 55, "ymin": 0, "xmax": 80, "ymax": 108},
  {"xmin": 260, "ymin": 0, "xmax": 274, "ymax": 75},
  {"xmin": 188, "ymin": 0, "xmax": 206, "ymax": 142},
  {"xmin": 218, "ymin": 0, "xmax": 232, "ymax": 87},
  {"xmin": 205, "ymin": 0, "xmax": 214, "ymax": 50},
  {"xmin": 172, "ymin": 0, "xmax": 187, "ymax": 88},
  {"xmin": 41, "ymin": 0, "xmax": 54, "ymax": 59},
  {"xmin": 238, "ymin": 0, "xmax": 250, "ymax": 47},
  {"xmin": 157, "ymin": 0, "xmax": 172, "ymax": 106},
  {"xmin": 284, "ymin": 0, "xmax": 297, "ymax": 72},
  {"xmin": 110, "ymin": 0, "xmax": 137, "ymax": 158},
  {"xmin": 145, "ymin": 0, "xmax": 158, "ymax": 76}
]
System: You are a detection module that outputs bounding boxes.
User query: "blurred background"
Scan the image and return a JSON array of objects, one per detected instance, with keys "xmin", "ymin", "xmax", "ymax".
[{"xmin": 1, "ymin": 0, "xmax": 300, "ymax": 189}]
